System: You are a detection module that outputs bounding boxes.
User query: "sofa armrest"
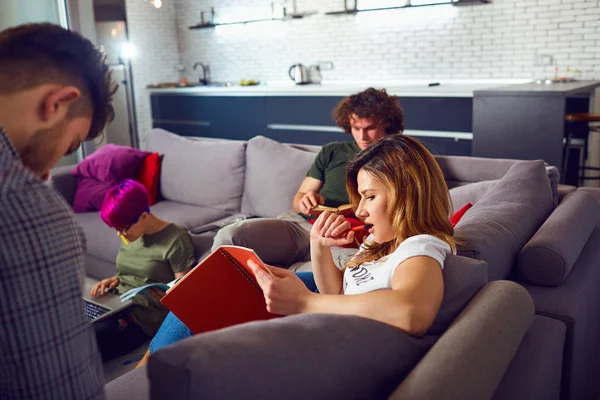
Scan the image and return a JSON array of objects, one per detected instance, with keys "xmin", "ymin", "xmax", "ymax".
[
  {"xmin": 105, "ymin": 365, "xmax": 149, "ymax": 400},
  {"xmin": 390, "ymin": 280, "xmax": 534, "ymax": 400},
  {"xmin": 49, "ymin": 165, "xmax": 78, "ymax": 206},
  {"xmin": 518, "ymin": 189, "xmax": 600, "ymax": 287}
]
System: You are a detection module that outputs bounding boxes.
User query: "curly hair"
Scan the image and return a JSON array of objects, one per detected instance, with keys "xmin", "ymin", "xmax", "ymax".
[
  {"xmin": 333, "ymin": 88, "xmax": 405, "ymax": 135},
  {"xmin": 0, "ymin": 23, "xmax": 116, "ymax": 140}
]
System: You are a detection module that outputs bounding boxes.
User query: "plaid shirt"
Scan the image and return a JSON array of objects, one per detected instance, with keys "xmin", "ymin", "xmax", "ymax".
[{"xmin": 0, "ymin": 128, "xmax": 104, "ymax": 399}]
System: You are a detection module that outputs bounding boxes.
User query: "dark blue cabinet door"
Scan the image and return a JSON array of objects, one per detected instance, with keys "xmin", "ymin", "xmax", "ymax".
[
  {"xmin": 414, "ymin": 137, "xmax": 472, "ymax": 157},
  {"xmin": 399, "ymin": 97, "xmax": 473, "ymax": 133}
]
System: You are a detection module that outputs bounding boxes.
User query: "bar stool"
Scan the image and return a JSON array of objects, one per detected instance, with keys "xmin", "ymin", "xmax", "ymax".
[{"xmin": 561, "ymin": 113, "xmax": 600, "ymax": 185}]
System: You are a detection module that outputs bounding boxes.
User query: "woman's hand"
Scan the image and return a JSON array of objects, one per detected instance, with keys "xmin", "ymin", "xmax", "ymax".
[
  {"xmin": 90, "ymin": 276, "xmax": 120, "ymax": 297},
  {"xmin": 310, "ymin": 211, "xmax": 355, "ymax": 248},
  {"xmin": 247, "ymin": 259, "xmax": 314, "ymax": 315}
]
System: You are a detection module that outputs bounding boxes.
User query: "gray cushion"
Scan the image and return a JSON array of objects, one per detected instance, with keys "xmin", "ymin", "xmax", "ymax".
[
  {"xmin": 518, "ymin": 190, "xmax": 600, "ymax": 287},
  {"xmin": 75, "ymin": 212, "xmax": 122, "ymax": 263},
  {"xmin": 454, "ymin": 160, "xmax": 554, "ymax": 281},
  {"xmin": 428, "ymin": 255, "xmax": 488, "ymax": 335},
  {"xmin": 449, "ymin": 180, "xmax": 497, "ymax": 212},
  {"xmin": 105, "ymin": 365, "xmax": 149, "ymax": 400},
  {"xmin": 150, "ymin": 200, "xmax": 229, "ymax": 231},
  {"xmin": 448, "ymin": 166, "xmax": 559, "ymax": 212},
  {"xmin": 148, "ymin": 314, "xmax": 433, "ymax": 400},
  {"xmin": 146, "ymin": 129, "xmax": 246, "ymax": 211},
  {"xmin": 435, "ymin": 155, "xmax": 519, "ymax": 188},
  {"xmin": 241, "ymin": 136, "xmax": 318, "ymax": 217}
]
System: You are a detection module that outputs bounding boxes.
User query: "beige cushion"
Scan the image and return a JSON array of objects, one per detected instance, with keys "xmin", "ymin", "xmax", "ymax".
[
  {"xmin": 146, "ymin": 129, "xmax": 246, "ymax": 212},
  {"xmin": 241, "ymin": 136, "xmax": 318, "ymax": 217}
]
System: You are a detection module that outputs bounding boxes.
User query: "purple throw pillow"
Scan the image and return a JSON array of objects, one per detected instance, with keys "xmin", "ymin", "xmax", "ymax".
[
  {"xmin": 72, "ymin": 177, "xmax": 114, "ymax": 213},
  {"xmin": 71, "ymin": 144, "xmax": 150, "ymax": 184}
]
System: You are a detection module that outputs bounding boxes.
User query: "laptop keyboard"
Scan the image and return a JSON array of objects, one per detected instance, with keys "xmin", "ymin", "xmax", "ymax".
[{"xmin": 85, "ymin": 301, "xmax": 110, "ymax": 321}]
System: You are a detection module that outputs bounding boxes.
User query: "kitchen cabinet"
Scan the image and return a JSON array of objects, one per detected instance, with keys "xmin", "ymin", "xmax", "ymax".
[{"xmin": 149, "ymin": 91, "xmax": 473, "ymax": 156}]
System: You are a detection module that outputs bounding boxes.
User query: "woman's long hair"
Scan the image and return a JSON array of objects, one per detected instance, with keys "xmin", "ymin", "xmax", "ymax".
[{"xmin": 345, "ymin": 134, "xmax": 456, "ymax": 268}]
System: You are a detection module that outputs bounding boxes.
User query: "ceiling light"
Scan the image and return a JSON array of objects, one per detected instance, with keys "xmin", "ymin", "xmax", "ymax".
[{"xmin": 146, "ymin": 0, "xmax": 162, "ymax": 9}]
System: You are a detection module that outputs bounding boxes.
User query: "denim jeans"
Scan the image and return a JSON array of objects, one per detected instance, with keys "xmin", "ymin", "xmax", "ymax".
[{"xmin": 149, "ymin": 271, "xmax": 317, "ymax": 353}]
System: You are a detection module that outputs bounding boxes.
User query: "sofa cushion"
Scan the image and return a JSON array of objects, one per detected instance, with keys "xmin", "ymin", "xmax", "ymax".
[
  {"xmin": 449, "ymin": 180, "xmax": 497, "ymax": 212},
  {"xmin": 72, "ymin": 143, "xmax": 150, "ymax": 183},
  {"xmin": 75, "ymin": 212, "xmax": 122, "ymax": 263},
  {"xmin": 454, "ymin": 160, "xmax": 554, "ymax": 281},
  {"xmin": 146, "ymin": 129, "xmax": 246, "ymax": 212},
  {"xmin": 518, "ymin": 190, "xmax": 600, "ymax": 287},
  {"xmin": 136, "ymin": 153, "xmax": 161, "ymax": 205},
  {"xmin": 428, "ymin": 255, "xmax": 488, "ymax": 335},
  {"xmin": 72, "ymin": 177, "xmax": 114, "ymax": 213},
  {"xmin": 241, "ymin": 136, "xmax": 318, "ymax": 218},
  {"xmin": 440, "ymin": 166, "xmax": 560, "ymax": 210},
  {"xmin": 105, "ymin": 365, "xmax": 149, "ymax": 400},
  {"xmin": 148, "ymin": 314, "xmax": 433, "ymax": 400},
  {"xmin": 150, "ymin": 201, "xmax": 229, "ymax": 231}
]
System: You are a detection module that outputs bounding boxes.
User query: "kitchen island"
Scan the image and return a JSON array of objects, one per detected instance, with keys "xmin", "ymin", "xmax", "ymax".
[
  {"xmin": 149, "ymin": 79, "xmax": 531, "ymax": 157},
  {"xmin": 473, "ymin": 80, "xmax": 600, "ymax": 185}
]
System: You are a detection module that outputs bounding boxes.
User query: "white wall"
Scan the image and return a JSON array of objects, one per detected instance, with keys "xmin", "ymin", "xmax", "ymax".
[
  {"xmin": 124, "ymin": 0, "xmax": 600, "ymax": 137},
  {"xmin": 125, "ymin": 0, "xmax": 180, "ymax": 145},
  {"xmin": 174, "ymin": 0, "xmax": 600, "ymax": 83},
  {"xmin": 0, "ymin": 0, "xmax": 62, "ymax": 30}
]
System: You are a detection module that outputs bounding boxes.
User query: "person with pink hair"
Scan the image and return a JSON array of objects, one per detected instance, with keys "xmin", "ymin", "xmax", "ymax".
[{"xmin": 91, "ymin": 179, "xmax": 196, "ymax": 361}]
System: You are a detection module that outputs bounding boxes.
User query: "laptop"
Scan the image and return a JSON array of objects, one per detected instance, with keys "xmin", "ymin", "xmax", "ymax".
[{"xmin": 82, "ymin": 276, "xmax": 133, "ymax": 323}]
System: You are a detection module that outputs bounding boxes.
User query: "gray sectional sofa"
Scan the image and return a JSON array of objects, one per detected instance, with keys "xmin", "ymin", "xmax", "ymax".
[{"xmin": 50, "ymin": 129, "xmax": 600, "ymax": 400}]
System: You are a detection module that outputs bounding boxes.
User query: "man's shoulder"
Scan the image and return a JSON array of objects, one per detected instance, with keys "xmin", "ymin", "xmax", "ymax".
[
  {"xmin": 0, "ymin": 176, "xmax": 77, "ymax": 232},
  {"xmin": 319, "ymin": 141, "xmax": 357, "ymax": 155}
]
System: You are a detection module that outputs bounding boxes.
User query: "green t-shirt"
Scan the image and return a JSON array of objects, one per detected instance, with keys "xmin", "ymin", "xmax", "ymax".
[
  {"xmin": 116, "ymin": 223, "xmax": 196, "ymax": 336},
  {"xmin": 307, "ymin": 141, "xmax": 360, "ymax": 207}
]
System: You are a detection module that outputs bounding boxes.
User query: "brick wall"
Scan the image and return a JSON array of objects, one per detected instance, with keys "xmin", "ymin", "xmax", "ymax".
[
  {"xmin": 126, "ymin": 0, "xmax": 600, "ymax": 139},
  {"xmin": 175, "ymin": 0, "xmax": 600, "ymax": 83}
]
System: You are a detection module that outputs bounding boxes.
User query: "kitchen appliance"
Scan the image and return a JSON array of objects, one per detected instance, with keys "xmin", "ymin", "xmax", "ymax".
[
  {"xmin": 288, "ymin": 63, "xmax": 310, "ymax": 84},
  {"xmin": 307, "ymin": 64, "xmax": 322, "ymax": 84}
]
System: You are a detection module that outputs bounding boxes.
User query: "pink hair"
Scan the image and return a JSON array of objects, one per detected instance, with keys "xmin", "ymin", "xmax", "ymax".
[{"xmin": 100, "ymin": 179, "xmax": 150, "ymax": 231}]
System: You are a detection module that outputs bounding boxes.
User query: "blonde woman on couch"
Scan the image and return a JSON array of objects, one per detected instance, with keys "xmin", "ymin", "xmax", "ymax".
[{"xmin": 141, "ymin": 134, "xmax": 456, "ymax": 364}]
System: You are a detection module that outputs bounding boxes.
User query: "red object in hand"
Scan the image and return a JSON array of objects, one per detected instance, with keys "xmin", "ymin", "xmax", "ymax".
[
  {"xmin": 450, "ymin": 203, "xmax": 473, "ymax": 226},
  {"xmin": 350, "ymin": 224, "xmax": 373, "ymax": 232}
]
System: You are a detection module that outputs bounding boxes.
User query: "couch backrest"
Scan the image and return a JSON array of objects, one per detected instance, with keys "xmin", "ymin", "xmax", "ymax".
[
  {"xmin": 146, "ymin": 129, "xmax": 246, "ymax": 212},
  {"xmin": 241, "ymin": 136, "xmax": 319, "ymax": 217}
]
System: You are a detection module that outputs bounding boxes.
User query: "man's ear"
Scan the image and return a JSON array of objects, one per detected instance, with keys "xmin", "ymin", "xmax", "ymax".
[{"xmin": 39, "ymin": 86, "xmax": 82, "ymax": 126}]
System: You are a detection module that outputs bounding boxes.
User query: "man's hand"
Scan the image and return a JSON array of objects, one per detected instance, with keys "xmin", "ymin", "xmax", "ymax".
[
  {"xmin": 310, "ymin": 211, "xmax": 354, "ymax": 248},
  {"xmin": 90, "ymin": 276, "xmax": 120, "ymax": 297},
  {"xmin": 298, "ymin": 191, "xmax": 325, "ymax": 215}
]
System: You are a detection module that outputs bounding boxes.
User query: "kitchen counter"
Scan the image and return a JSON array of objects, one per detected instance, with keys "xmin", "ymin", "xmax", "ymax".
[
  {"xmin": 475, "ymin": 80, "xmax": 600, "ymax": 97},
  {"xmin": 147, "ymin": 79, "xmax": 530, "ymax": 98}
]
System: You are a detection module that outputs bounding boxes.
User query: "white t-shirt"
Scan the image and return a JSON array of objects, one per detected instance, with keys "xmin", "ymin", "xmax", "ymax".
[{"xmin": 342, "ymin": 234, "xmax": 453, "ymax": 295}]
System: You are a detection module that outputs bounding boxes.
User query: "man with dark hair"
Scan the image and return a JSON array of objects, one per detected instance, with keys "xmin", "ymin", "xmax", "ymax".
[
  {"xmin": 212, "ymin": 87, "xmax": 404, "ymax": 268},
  {"xmin": 0, "ymin": 23, "xmax": 116, "ymax": 399}
]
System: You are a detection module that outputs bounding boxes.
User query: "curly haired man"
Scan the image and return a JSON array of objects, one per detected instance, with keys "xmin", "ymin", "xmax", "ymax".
[{"xmin": 211, "ymin": 87, "xmax": 405, "ymax": 269}]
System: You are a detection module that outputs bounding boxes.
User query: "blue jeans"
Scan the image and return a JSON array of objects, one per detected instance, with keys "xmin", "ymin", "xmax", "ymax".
[{"xmin": 150, "ymin": 271, "xmax": 317, "ymax": 353}]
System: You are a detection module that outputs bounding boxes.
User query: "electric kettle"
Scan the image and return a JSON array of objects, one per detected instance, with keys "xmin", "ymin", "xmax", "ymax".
[{"xmin": 288, "ymin": 64, "xmax": 310, "ymax": 84}]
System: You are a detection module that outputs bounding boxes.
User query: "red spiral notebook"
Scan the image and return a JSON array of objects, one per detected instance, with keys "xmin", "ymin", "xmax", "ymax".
[{"xmin": 160, "ymin": 245, "xmax": 281, "ymax": 334}]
